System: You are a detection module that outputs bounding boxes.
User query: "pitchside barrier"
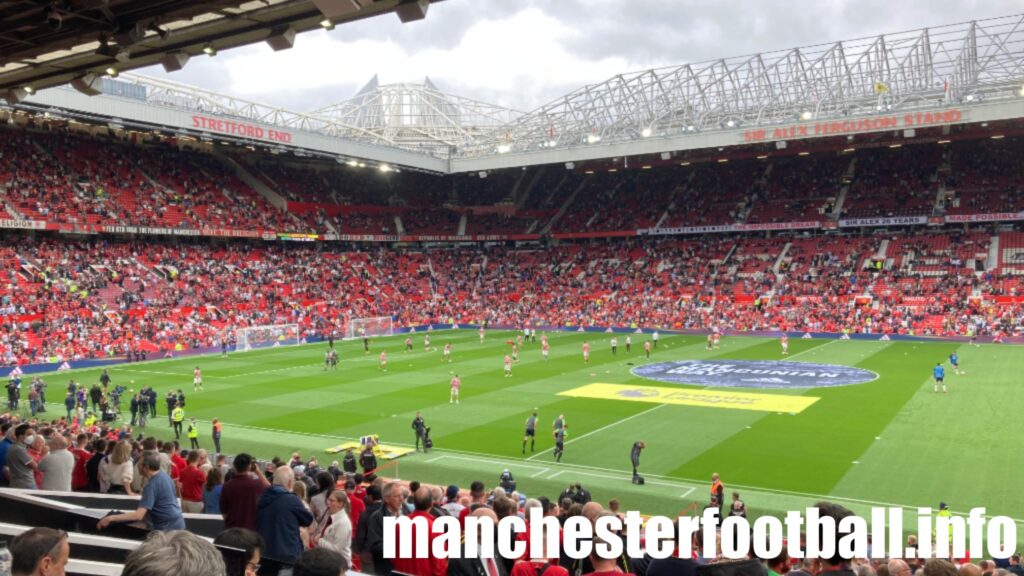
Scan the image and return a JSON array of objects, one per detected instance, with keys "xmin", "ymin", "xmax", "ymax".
[{"xmin": 4, "ymin": 323, "xmax": 1020, "ymax": 377}]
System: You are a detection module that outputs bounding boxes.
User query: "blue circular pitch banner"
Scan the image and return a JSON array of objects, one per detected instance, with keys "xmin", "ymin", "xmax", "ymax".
[{"xmin": 631, "ymin": 359, "xmax": 877, "ymax": 389}]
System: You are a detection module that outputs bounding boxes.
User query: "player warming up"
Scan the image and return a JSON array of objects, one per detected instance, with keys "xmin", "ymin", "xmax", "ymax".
[
  {"xmin": 424, "ymin": 334, "xmax": 431, "ymax": 352},
  {"xmin": 449, "ymin": 374, "xmax": 460, "ymax": 404},
  {"xmin": 442, "ymin": 342, "xmax": 452, "ymax": 363},
  {"xmin": 582, "ymin": 341, "xmax": 590, "ymax": 364},
  {"xmin": 404, "ymin": 337, "xmax": 413, "ymax": 352},
  {"xmin": 644, "ymin": 339, "xmax": 652, "ymax": 359},
  {"xmin": 706, "ymin": 333, "xmax": 713, "ymax": 351},
  {"xmin": 379, "ymin": 350, "xmax": 388, "ymax": 372},
  {"xmin": 522, "ymin": 411, "xmax": 537, "ymax": 454},
  {"xmin": 541, "ymin": 336, "xmax": 550, "ymax": 361},
  {"xmin": 504, "ymin": 354, "xmax": 512, "ymax": 378},
  {"xmin": 781, "ymin": 334, "xmax": 789, "ymax": 355},
  {"xmin": 479, "ymin": 326, "xmax": 485, "ymax": 344},
  {"xmin": 552, "ymin": 414, "xmax": 567, "ymax": 463},
  {"xmin": 512, "ymin": 344, "xmax": 519, "ymax": 364},
  {"xmin": 193, "ymin": 367, "xmax": 203, "ymax": 392},
  {"xmin": 933, "ymin": 362, "xmax": 946, "ymax": 393},
  {"xmin": 949, "ymin": 352, "xmax": 963, "ymax": 375}
]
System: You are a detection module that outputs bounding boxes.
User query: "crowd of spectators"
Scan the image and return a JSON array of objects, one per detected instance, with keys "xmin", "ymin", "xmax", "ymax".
[
  {"xmin": 4, "ymin": 405, "xmax": 1020, "ymax": 576},
  {"xmin": 0, "ymin": 227, "xmax": 1022, "ymax": 367}
]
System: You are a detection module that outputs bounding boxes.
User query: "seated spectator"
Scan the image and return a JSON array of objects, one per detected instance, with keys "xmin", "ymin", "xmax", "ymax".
[
  {"xmin": 97, "ymin": 452, "xmax": 185, "ymax": 531},
  {"xmin": 121, "ymin": 530, "xmax": 226, "ymax": 576},
  {"xmin": 213, "ymin": 527, "xmax": 264, "ymax": 576},
  {"xmin": 257, "ymin": 465, "xmax": 314, "ymax": 564},
  {"xmin": 10, "ymin": 527, "xmax": 69, "ymax": 576},
  {"xmin": 294, "ymin": 547, "xmax": 348, "ymax": 576}
]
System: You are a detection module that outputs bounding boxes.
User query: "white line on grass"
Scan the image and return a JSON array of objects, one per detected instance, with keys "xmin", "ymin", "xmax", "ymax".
[
  {"xmin": 546, "ymin": 471, "xmax": 564, "ymax": 480},
  {"xmin": 527, "ymin": 404, "xmax": 666, "ymax": 461},
  {"xmin": 530, "ymin": 468, "xmax": 551, "ymax": 478},
  {"xmin": 157, "ymin": 416, "xmax": 1024, "ymax": 523},
  {"xmin": 679, "ymin": 487, "xmax": 695, "ymax": 499}
]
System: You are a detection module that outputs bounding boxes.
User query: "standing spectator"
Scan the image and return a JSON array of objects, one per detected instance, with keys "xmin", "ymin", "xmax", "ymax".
[
  {"xmin": 310, "ymin": 472, "xmax": 336, "ymax": 529},
  {"xmin": 221, "ymin": 453, "xmax": 270, "ymax": 530},
  {"xmin": 98, "ymin": 453, "xmax": 185, "ymax": 531},
  {"xmin": 365, "ymin": 481, "xmax": 404, "ymax": 575},
  {"xmin": 389, "ymin": 487, "xmax": 447, "ymax": 576},
  {"xmin": 317, "ymin": 490, "xmax": 353, "ymax": 569},
  {"xmin": 10, "ymin": 527, "xmax": 70, "ymax": 576},
  {"xmin": 0, "ymin": 423, "xmax": 11, "ymax": 488},
  {"xmin": 295, "ymin": 548, "xmax": 347, "ymax": 576},
  {"xmin": 120, "ymin": 531, "xmax": 225, "ymax": 576},
  {"xmin": 39, "ymin": 435, "xmax": 74, "ymax": 492},
  {"xmin": 180, "ymin": 450, "xmax": 207, "ymax": 513},
  {"xmin": 214, "ymin": 528, "xmax": 264, "ymax": 576},
  {"xmin": 85, "ymin": 439, "xmax": 107, "ymax": 493},
  {"xmin": 257, "ymin": 465, "xmax": 314, "ymax": 564},
  {"xmin": 70, "ymin": 434, "xmax": 90, "ymax": 492},
  {"xmin": 449, "ymin": 508, "xmax": 507, "ymax": 576},
  {"xmin": 5, "ymin": 424, "xmax": 38, "ymax": 489},
  {"xmin": 212, "ymin": 418, "xmax": 223, "ymax": 454},
  {"xmin": 104, "ymin": 440, "xmax": 134, "ymax": 495},
  {"xmin": 203, "ymin": 468, "xmax": 224, "ymax": 515}
]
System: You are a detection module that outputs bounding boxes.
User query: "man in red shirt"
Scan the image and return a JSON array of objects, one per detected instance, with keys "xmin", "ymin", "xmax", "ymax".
[
  {"xmin": 220, "ymin": 452, "xmax": 270, "ymax": 530},
  {"xmin": 70, "ymin": 433, "xmax": 91, "ymax": 491},
  {"xmin": 391, "ymin": 487, "xmax": 447, "ymax": 576},
  {"xmin": 345, "ymin": 479, "xmax": 366, "ymax": 571},
  {"xmin": 179, "ymin": 450, "xmax": 206, "ymax": 513}
]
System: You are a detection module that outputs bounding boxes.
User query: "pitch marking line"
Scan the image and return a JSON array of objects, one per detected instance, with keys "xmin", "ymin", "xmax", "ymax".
[
  {"xmin": 158, "ymin": 418, "xmax": 1024, "ymax": 522},
  {"xmin": 527, "ymin": 404, "xmax": 666, "ymax": 460},
  {"xmin": 530, "ymin": 468, "xmax": 551, "ymax": 478}
]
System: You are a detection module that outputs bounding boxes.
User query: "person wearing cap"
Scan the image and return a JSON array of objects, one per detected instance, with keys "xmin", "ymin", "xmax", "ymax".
[
  {"xmin": 442, "ymin": 485, "xmax": 465, "ymax": 517},
  {"xmin": 499, "ymin": 469, "xmax": 516, "ymax": 493},
  {"xmin": 187, "ymin": 418, "xmax": 200, "ymax": 450}
]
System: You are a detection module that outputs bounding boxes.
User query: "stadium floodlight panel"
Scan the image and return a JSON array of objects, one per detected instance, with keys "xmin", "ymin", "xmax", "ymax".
[
  {"xmin": 640, "ymin": 127, "xmax": 652, "ymax": 137},
  {"xmin": 203, "ymin": 44, "xmax": 217, "ymax": 56}
]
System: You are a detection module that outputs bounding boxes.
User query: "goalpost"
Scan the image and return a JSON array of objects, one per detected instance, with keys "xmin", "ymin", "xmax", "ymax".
[
  {"xmin": 346, "ymin": 316, "xmax": 394, "ymax": 340},
  {"xmin": 234, "ymin": 323, "xmax": 301, "ymax": 352}
]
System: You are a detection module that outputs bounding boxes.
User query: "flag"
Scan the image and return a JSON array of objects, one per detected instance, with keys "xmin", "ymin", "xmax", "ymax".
[
  {"xmin": 874, "ymin": 81, "xmax": 889, "ymax": 94},
  {"xmin": 9, "ymin": 366, "xmax": 22, "ymax": 378}
]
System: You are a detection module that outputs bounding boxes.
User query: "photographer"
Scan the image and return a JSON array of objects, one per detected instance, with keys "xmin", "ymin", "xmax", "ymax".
[{"xmin": 220, "ymin": 452, "xmax": 271, "ymax": 531}]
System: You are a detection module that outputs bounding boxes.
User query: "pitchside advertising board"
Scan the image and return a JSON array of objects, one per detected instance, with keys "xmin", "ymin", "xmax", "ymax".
[{"xmin": 632, "ymin": 359, "xmax": 878, "ymax": 389}]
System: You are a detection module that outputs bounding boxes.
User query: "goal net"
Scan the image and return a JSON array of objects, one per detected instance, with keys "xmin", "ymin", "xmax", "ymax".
[
  {"xmin": 235, "ymin": 324, "xmax": 301, "ymax": 352},
  {"xmin": 346, "ymin": 316, "xmax": 394, "ymax": 340}
]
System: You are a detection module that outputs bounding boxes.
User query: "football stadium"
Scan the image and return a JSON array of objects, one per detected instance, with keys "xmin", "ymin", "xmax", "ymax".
[{"xmin": 1, "ymin": 2, "xmax": 1024, "ymax": 575}]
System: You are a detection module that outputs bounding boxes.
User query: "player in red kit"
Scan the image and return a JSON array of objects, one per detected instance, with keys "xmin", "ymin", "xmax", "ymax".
[
  {"xmin": 504, "ymin": 355, "xmax": 512, "ymax": 378},
  {"xmin": 449, "ymin": 374, "xmax": 461, "ymax": 404},
  {"xmin": 582, "ymin": 341, "xmax": 590, "ymax": 364},
  {"xmin": 379, "ymin": 350, "xmax": 387, "ymax": 372},
  {"xmin": 644, "ymin": 340, "xmax": 652, "ymax": 359},
  {"xmin": 781, "ymin": 334, "xmax": 789, "ymax": 355},
  {"xmin": 541, "ymin": 338, "xmax": 550, "ymax": 361}
]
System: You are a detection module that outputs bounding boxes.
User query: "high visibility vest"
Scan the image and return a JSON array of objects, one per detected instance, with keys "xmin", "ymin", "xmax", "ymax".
[
  {"xmin": 711, "ymin": 480, "xmax": 724, "ymax": 501},
  {"xmin": 188, "ymin": 425, "xmax": 198, "ymax": 439},
  {"xmin": 172, "ymin": 407, "xmax": 184, "ymax": 422}
]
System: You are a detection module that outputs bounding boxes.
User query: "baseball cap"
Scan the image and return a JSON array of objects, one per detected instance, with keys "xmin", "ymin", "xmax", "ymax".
[{"xmin": 446, "ymin": 484, "xmax": 459, "ymax": 500}]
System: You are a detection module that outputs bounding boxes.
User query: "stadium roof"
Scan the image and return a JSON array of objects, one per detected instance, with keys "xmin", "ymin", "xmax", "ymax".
[
  {"xmin": 0, "ymin": 0, "xmax": 442, "ymax": 96},
  {"xmin": 6, "ymin": 11, "xmax": 1024, "ymax": 174}
]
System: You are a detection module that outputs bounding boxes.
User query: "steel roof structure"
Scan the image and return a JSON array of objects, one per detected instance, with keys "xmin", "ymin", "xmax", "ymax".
[{"xmin": 6, "ymin": 12, "xmax": 1024, "ymax": 174}]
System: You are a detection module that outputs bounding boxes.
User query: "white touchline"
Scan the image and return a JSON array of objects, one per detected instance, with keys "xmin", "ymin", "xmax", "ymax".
[
  {"xmin": 426, "ymin": 455, "xmax": 446, "ymax": 464},
  {"xmin": 546, "ymin": 470, "xmax": 564, "ymax": 480},
  {"xmin": 527, "ymin": 404, "xmax": 667, "ymax": 460},
  {"xmin": 531, "ymin": 468, "xmax": 551, "ymax": 478},
  {"xmin": 680, "ymin": 487, "xmax": 695, "ymax": 499}
]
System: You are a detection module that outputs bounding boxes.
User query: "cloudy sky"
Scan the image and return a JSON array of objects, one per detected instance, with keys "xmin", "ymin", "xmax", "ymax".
[{"xmin": 142, "ymin": 0, "xmax": 1022, "ymax": 113}]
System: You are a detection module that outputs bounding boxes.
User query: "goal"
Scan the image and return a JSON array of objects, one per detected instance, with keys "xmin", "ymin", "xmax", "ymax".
[
  {"xmin": 235, "ymin": 324, "xmax": 301, "ymax": 352},
  {"xmin": 346, "ymin": 316, "xmax": 394, "ymax": 340}
]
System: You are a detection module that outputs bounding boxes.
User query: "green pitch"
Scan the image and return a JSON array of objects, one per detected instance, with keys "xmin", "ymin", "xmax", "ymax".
[{"xmin": 44, "ymin": 330, "xmax": 1024, "ymax": 535}]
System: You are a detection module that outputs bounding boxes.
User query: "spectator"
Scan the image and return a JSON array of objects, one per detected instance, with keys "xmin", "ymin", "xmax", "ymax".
[
  {"xmin": 98, "ymin": 452, "xmax": 185, "ymax": 531},
  {"xmin": 10, "ymin": 527, "xmax": 70, "ymax": 576},
  {"xmin": 295, "ymin": 547, "xmax": 348, "ymax": 576},
  {"xmin": 451, "ymin": 507, "xmax": 507, "ymax": 576},
  {"xmin": 5, "ymin": 424, "xmax": 38, "ymax": 489},
  {"xmin": 203, "ymin": 467, "xmax": 224, "ymax": 515},
  {"xmin": 84, "ymin": 438, "xmax": 107, "ymax": 493},
  {"xmin": 390, "ymin": 486, "xmax": 447, "ymax": 576},
  {"xmin": 103, "ymin": 440, "xmax": 134, "ymax": 495},
  {"xmin": 317, "ymin": 489, "xmax": 353, "ymax": 569},
  {"xmin": 257, "ymin": 465, "xmax": 314, "ymax": 564},
  {"xmin": 180, "ymin": 450, "xmax": 207, "ymax": 513},
  {"xmin": 365, "ymin": 481, "xmax": 405, "ymax": 575},
  {"xmin": 38, "ymin": 435, "xmax": 73, "ymax": 492},
  {"xmin": 220, "ymin": 452, "xmax": 270, "ymax": 530},
  {"xmin": 310, "ymin": 471, "xmax": 336, "ymax": 529},
  {"xmin": 121, "ymin": 530, "xmax": 226, "ymax": 576},
  {"xmin": 213, "ymin": 527, "xmax": 264, "ymax": 576}
]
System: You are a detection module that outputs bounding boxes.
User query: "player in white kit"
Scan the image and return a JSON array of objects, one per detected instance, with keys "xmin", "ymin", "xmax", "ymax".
[{"xmin": 449, "ymin": 374, "xmax": 461, "ymax": 404}]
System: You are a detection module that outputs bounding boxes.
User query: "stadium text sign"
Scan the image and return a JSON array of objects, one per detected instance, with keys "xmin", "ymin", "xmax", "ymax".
[
  {"xmin": 632, "ymin": 359, "xmax": 877, "ymax": 389},
  {"xmin": 741, "ymin": 109, "xmax": 962, "ymax": 143},
  {"xmin": 191, "ymin": 115, "xmax": 293, "ymax": 143}
]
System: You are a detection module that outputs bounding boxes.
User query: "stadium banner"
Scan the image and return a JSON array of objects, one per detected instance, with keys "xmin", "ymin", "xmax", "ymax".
[
  {"xmin": 0, "ymin": 219, "xmax": 47, "ymax": 230},
  {"xmin": 741, "ymin": 108, "xmax": 963, "ymax": 143},
  {"xmin": 838, "ymin": 216, "xmax": 928, "ymax": 228},
  {"xmin": 551, "ymin": 230, "xmax": 637, "ymax": 239},
  {"xmin": 945, "ymin": 211, "xmax": 1024, "ymax": 223},
  {"xmin": 559, "ymin": 383, "xmax": 821, "ymax": 413},
  {"xmin": 638, "ymin": 221, "xmax": 820, "ymax": 236},
  {"xmin": 323, "ymin": 233, "xmax": 400, "ymax": 242},
  {"xmin": 399, "ymin": 234, "xmax": 541, "ymax": 242}
]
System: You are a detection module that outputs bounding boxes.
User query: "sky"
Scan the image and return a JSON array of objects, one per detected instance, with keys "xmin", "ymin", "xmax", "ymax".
[{"xmin": 141, "ymin": 0, "xmax": 1023, "ymax": 114}]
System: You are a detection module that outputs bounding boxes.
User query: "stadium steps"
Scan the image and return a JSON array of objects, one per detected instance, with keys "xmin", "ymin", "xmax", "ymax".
[
  {"xmin": 830, "ymin": 156, "xmax": 857, "ymax": 218},
  {"xmin": 395, "ymin": 214, "xmax": 405, "ymax": 234},
  {"xmin": 772, "ymin": 242, "xmax": 791, "ymax": 274},
  {"xmin": 515, "ymin": 166, "xmax": 547, "ymax": 210},
  {"xmin": 1, "ymin": 197, "xmax": 24, "ymax": 219},
  {"xmin": 540, "ymin": 177, "xmax": 587, "ymax": 234},
  {"xmin": 457, "ymin": 214, "xmax": 467, "ymax": 235},
  {"xmin": 987, "ymin": 235, "xmax": 1000, "ymax": 270},
  {"xmin": 211, "ymin": 148, "xmax": 289, "ymax": 210}
]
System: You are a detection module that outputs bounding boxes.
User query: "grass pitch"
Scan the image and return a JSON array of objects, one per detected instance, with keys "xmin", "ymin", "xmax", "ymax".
[{"xmin": 44, "ymin": 329, "xmax": 1024, "ymax": 533}]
